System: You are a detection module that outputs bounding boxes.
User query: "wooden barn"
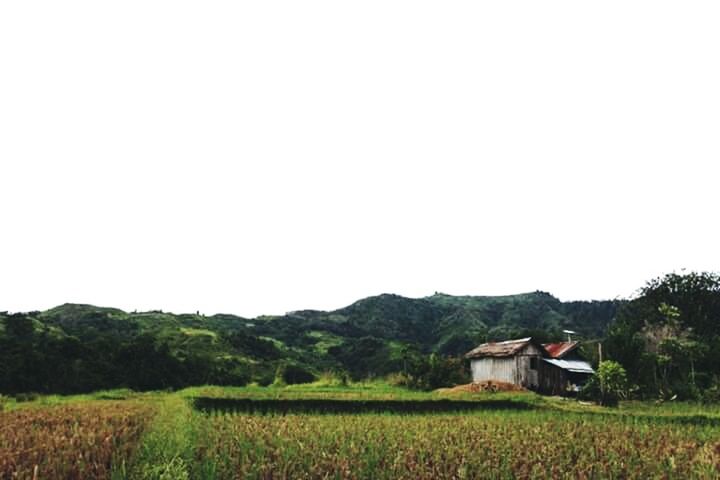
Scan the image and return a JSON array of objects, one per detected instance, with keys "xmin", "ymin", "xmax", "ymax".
[
  {"xmin": 464, "ymin": 337, "xmax": 594, "ymax": 395},
  {"xmin": 464, "ymin": 338, "xmax": 546, "ymax": 390}
]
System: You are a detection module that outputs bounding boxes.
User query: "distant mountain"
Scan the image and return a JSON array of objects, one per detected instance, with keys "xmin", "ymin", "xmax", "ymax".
[{"xmin": 1, "ymin": 292, "xmax": 621, "ymax": 390}]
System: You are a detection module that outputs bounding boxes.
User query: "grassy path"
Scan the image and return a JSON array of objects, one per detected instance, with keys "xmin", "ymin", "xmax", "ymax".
[{"xmin": 123, "ymin": 394, "xmax": 213, "ymax": 480}]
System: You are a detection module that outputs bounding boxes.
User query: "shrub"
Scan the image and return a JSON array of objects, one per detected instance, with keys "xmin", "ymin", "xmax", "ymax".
[
  {"xmin": 275, "ymin": 364, "xmax": 315, "ymax": 385},
  {"xmin": 316, "ymin": 370, "xmax": 349, "ymax": 387},
  {"xmin": 14, "ymin": 392, "xmax": 38, "ymax": 402},
  {"xmin": 701, "ymin": 377, "xmax": 720, "ymax": 404},
  {"xmin": 386, "ymin": 372, "xmax": 412, "ymax": 387},
  {"xmin": 255, "ymin": 372, "xmax": 275, "ymax": 387},
  {"xmin": 597, "ymin": 361, "xmax": 629, "ymax": 407},
  {"xmin": 405, "ymin": 354, "xmax": 470, "ymax": 390},
  {"xmin": 578, "ymin": 375, "xmax": 601, "ymax": 402}
]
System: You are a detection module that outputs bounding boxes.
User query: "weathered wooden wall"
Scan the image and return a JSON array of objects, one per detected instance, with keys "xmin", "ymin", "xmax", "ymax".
[
  {"xmin": 470, "ymin": 343, "xmax": 545, "ymax": 389},
  {"xmin": 470, "ymin": 357, "xmax": 516, "ymax": 384},
  {"xmin": 538, "ymin": 362, "xmax": 568, "ymax": 395},
  {"xmin": 516, "ymin": 343, "xmax": 543, "ymax": 389}
]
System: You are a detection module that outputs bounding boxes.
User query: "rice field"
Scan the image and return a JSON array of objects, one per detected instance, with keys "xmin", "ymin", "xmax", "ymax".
[
  {"xmin": 195, "ymin": 409, "xmax": 720, "ymax": 479},
  {"xmin": 1, "ymin": 386, "xmax": 719, "ymax": 479},
  {"xmin": 0, "ymin": 401, "xmax": 153, "ymax": 480}
]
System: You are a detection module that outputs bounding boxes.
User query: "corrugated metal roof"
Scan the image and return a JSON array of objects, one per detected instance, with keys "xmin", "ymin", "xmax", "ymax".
[
  {"xmin": 542, "ymin": 341, "xmax": 579, "ymax": 359},
  {"xmin": 465, "ymin": 338, "xmax": 532, "ymax": 359},
  {"xmin": 542, "ymin": 358, "xmax": 594, "ymax": 374}
]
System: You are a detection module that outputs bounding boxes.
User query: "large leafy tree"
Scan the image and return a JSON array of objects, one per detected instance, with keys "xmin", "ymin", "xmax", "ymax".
[{"xmin": 606, "ymin": 271, "xmax": 720, "ymax": 399}]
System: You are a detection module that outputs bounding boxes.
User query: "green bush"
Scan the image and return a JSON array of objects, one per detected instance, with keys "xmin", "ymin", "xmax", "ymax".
[
  {"xmin": 14, "ymin": 392, "xmax": 38, "ymax": 402},
  {"xmin": 701, "ymin": 377, "xmax": 720, "ymax": 404},
  {"xmin": 254, "ymin": 372, "xmax": 275, "ymax": 387},
  {"xmin": 316, "ymin": 370, "xmax": 349, "ymax": 387},
  {"xmin": 597, "ymin": 361, "xmax": 629, "ymax": 407},
  {"xmin": 275, "ymin": 364, "xmax": 315, "ymax": 385},
  {"xmin": 578, "ymin": 375, "xmax": 601, "ymax": 402},
  {"xmin": 404, "ymin": 354, "xmax": 470, "ymax": 390},
  {"xmin": 386, "ymin": 372, "xmax": 412, "ymax": 387}
]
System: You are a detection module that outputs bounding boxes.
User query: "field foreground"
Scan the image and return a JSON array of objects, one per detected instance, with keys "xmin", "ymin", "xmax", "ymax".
[{"xmin": 1, "ymin": 384, "xmax": 719, "ymax": 479}]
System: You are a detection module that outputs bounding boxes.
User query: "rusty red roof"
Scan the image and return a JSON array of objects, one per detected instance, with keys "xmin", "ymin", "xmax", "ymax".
[
  {"xmin": 465, "ymin": 337, "xmax": 534, "ymax": 359},
  {"xmin": 542, "ymin": 341, "xmax": 579, "ymax": 359}
]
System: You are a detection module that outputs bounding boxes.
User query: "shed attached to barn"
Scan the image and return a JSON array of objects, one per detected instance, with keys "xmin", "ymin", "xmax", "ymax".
[
  {"xmin": 539, "ymin": 341, "xmax": 594, "ymax": 395},
  {"xmin": 464, "ymin": 337, "xmax": 594, "ymax": 395}
]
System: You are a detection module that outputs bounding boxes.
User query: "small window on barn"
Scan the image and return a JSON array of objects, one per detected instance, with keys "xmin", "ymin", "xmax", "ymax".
[{"xmin": 530, "ymin": 357, "xmax": 538, "ymax": 370}]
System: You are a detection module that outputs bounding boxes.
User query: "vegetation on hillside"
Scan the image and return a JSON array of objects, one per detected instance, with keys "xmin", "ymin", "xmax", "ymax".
[
  {"xmin": 0, "ymin": 291, "xmax": 619, "ymax": 394},
  {"xmin": 2, "ymin": 271, "xmax": 719, "ymax": 401}
]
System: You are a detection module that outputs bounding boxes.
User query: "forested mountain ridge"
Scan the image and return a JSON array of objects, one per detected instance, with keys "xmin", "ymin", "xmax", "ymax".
[{"xmin": 0, "ymin": 291, "xmax": 620, "ymax": 393}]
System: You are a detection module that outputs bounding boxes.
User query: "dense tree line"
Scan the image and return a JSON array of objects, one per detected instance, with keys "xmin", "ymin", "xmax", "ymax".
[
  {"xmin": 605, "ymin": 271, "xmax": 720, "ymax": 401},
  {"xmin": 0, "ymin": 314, "xmax": 248, "ymax": 394}
]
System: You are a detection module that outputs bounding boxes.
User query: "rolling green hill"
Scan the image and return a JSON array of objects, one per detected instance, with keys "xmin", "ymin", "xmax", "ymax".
[{"xmin": 1, "ymin": 292, "xmax": 620, "ymax": 393}]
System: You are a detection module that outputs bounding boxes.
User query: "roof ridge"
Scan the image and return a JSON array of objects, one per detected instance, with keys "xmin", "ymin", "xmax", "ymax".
[
  {"xmin": 465, "ymin": 337, "xmax": 536, "ymax": 359},
  {"xmin": 484, "ymin": 337, "xmax": 531, "ymax": 345}
]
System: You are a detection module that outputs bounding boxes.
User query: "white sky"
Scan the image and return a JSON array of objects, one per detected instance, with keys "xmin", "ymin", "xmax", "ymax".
[{"xmin": 1, "ymin": 1, "xmax": 719, "ymax": 318}]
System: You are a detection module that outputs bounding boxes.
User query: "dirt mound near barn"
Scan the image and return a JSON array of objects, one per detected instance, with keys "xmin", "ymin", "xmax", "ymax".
[{"xmin": 436, "ymin": 381, "xmax": 527, "ymax": 394}]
